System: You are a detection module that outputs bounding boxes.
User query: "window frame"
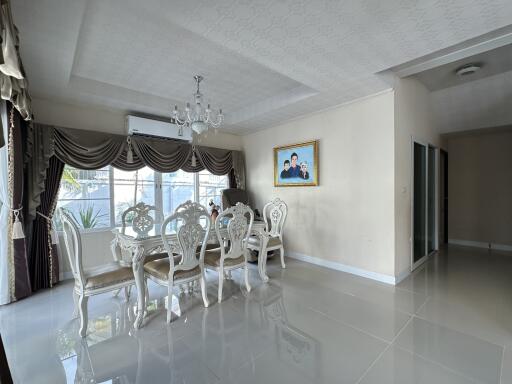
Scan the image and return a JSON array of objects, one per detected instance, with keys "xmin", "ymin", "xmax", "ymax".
[{"xmin": 57, "ymin": 165, "xmax": 229, "ymax": 232}]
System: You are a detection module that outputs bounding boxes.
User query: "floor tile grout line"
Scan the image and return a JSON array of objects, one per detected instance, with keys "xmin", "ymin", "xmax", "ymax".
[
  {"xmin": 391, "ymin": 345, "xmax": 486, "ymax": 384},
  {"xmin": 281, "ymin": 275, "xmax": 420, "ymax": 318},
  {"xmin": 411, "ymin": 311, "xmax": 507, "ymax": 350},
  {"xmin": 413, "ymin": 294, "xmax": 431, "ymax": 316},
  {"xmin": 305, "ymin": 306, "xmax": 396, "ymax": 345},
  {"xmin": 499, "ymin": 346, "xmax": 505, "ymax": 384},
  {"xmin": 355, "ymin": 312, "xmax": 490, "ymax": 384},
  {"xmin": 396, "ymin": 314, "xmax": 504, "ymax": 384},
  {"xmin": 354, "ymin": 314, "xmax": 415, "ymax": 384}
]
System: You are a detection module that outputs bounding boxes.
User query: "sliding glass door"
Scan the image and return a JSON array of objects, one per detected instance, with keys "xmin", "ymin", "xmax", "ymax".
[{"xmin": 412, "ymin": 141, "xmax": 437, "ymax": 269}]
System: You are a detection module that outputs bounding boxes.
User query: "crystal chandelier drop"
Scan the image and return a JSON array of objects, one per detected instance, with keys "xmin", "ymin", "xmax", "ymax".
[{"xmin": 172, "ymin": 75, "xmax": 223, "ymax": 136}]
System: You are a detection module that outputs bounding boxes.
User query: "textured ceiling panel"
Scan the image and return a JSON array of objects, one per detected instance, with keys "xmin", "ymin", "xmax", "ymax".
[
  {"xmin": 432, "ymin": 70, "xmax": 512, "ymax": 133},
  {"xmin": 12, "ymin": 0, "xmax": 512, "ymax": 134},
  {"xmin": 72, "ymin": 1, "xmax": 305, "ymax": 115}
]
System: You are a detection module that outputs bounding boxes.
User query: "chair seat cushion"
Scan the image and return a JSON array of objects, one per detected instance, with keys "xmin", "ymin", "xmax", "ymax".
[
  {"xmin": 204, "ymin": 249, "xmax": 244, "ymax": 267},
  {"xmin": 196, "ymin": 242, "xmax": 221, "ymax": 253},
  {"xmin": 144, "ymin": 252, "xmax": 174, "ymax": 263},
  {"xmin": 82, "ymin": 262, "xmax": 134, "ymax": 290},
  {"xmin": 247, "ymin": 236, "xmax": 282, "ymax": 248},
  {"xmin": 144, "ymin": 258, "xmax": 200, "ymax": 281}
]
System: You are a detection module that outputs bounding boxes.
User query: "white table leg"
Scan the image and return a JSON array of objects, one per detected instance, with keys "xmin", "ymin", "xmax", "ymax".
[{"xmin": 132, "ymin": 245, "xmax": 146, "ymax": 329}]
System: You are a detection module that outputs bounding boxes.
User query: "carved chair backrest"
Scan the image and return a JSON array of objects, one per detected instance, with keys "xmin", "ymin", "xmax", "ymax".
[
  {"xmin": 161, "ymin": 202, "xmax": 211, "ymax": 275},
  {"xmin": 216, "ymin": 202, "xmax": 254, "ymax": 263},
  {"xmin": 59, "ymin": 209, "xmax": 86, "ymax": 287},
  {"xmin": 262, "ymin": 198, "xmax": 287, "ymax": 238},
  {"xmin": 121, "ymin": 202, "xmax": 161, "ymax": 238}
]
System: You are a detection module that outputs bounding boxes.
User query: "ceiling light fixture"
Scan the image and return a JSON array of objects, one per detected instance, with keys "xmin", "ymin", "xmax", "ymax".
[
  {"xmin": 455, "ymin": 63, "xmax": 481, "ymax": 77},
  {"xmin": 172, "ymin": 75, "xmax": 223, "ymax": 136}
]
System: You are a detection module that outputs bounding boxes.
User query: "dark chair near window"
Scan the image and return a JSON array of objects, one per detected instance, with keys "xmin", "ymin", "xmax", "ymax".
[{"xmin": 220, "ymin": 188, "xmax": 249, "ymax": 211}]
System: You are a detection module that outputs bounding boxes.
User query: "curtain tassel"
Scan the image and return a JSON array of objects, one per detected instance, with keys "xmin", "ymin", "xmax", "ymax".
[
  {"xmin": 12, "ymin": 209, "xmax": 24, "ymax": 239},
  {"xmin": 126, "ymin": 136, "xmax": 134, "ymax": 164}
]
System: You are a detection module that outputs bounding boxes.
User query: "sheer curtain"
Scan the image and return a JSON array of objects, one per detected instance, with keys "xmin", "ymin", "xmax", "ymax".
[{"xmin": 0, "ymin": 101, "xmax": 10, "ymax": 304}]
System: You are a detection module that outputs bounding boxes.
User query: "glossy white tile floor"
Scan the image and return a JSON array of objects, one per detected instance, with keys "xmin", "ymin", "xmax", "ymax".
[{"xmin": 1, "ymin": 245, "xmax": 512, "ymax": 383}]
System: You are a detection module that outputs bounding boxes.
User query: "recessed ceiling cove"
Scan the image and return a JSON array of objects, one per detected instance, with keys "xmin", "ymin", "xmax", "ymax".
[
  {"xmin": 12, "ymin": 0, "xmax": 512, "ymax": 134},
  {"xmin": 71, "ymin": 1, "xmax": 308, "ymax": 120}
]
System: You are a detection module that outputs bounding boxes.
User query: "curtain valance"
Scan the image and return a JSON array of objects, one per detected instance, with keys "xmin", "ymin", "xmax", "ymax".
[
  {"xmin": 0, "ymin": 0, "xmax": 32, "ymax": 149},
  {"xmin": 26, "ymin": 123, "xmax": 246, "ymax": 221},
  {"xmin": 51, "ymin": 126, "xmax": 239, "ymax": 176}
]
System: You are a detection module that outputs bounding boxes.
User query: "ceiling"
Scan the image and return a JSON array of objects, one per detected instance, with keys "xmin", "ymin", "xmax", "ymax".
[
  {"xmin": 12, "ymin": 0, "xmax": 512, "ymax": 135},
  {"xmin": 414, "ymin": 43, "xmax": 512, "ymax": 92}
]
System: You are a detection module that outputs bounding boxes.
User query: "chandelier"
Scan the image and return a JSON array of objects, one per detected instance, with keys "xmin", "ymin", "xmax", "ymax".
[{"xmin": 172, "ymin": 75, "xmax": 223, "ymax": 136}]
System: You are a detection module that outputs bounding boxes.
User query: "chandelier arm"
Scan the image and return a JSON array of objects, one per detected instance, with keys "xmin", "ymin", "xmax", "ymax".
[{"xmin": 173, "ymin": 115, "xmax": 187, "ymax": 126}]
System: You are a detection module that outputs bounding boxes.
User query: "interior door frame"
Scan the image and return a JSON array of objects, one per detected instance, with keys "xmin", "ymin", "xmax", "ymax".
[
  {"xmin": 411, "ymin": 138, "xmax": 439, "ymax": 271},
  {"xmin": 440, "ymin": 149, "xmax": 448, "ymax": 244}
]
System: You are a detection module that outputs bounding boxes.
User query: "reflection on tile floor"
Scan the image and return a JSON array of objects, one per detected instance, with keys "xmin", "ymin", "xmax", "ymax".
[{"xmin": 0, "ymin": 245, "xmax": 511, "ymax": 383}]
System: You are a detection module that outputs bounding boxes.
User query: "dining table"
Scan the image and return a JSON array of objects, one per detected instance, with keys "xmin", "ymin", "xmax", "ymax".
[{"xmin": 110, "ymin": 219, "xmax": 270, "ymax": 328}]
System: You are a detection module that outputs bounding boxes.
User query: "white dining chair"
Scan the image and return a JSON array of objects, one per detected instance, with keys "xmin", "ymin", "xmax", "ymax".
[
  {"xmin": 204, "ymin": 202, "xmax": 254, "ymax": 303},
  {"xmin": 120, "ymin": 201, "xmax": 161, "ymax": 238},
  {"xmin": 112, "ymin": 202, "xmax": 167, "ymax": 299},
  {"xmin": 143, "ymin": 202, "xmax": 211, "ymax": 323},
  {"xmin": 59, "ymin": 210, "xmax": 135, "ymax": 337},
  {"xmin": 247, "ymin": 198, "xmax": 287, "ymax": 269}
]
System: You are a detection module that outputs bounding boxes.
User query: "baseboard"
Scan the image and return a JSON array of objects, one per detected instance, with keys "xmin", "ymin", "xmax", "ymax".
[
  {"xmin": 394, "ymin": 268, "xmax": 411, "ymax": 284},
  {"xmin": 448, "ymin": 239, "xmax": 512, "ymax": 252},
  {"xmin": 287, "ymin": 252, "xmax": 400, "ymax": 285}
]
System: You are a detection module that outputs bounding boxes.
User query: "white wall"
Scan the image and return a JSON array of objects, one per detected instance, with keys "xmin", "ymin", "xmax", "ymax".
[
  {"xmin": 33, "ymin": 97, "xmax": 244, "ymax": 276},
  {"xmin": 394, "ymin": 78, "xmax": 442, "ymax": 277},
  {"xmin": 242, "ymin": 91, "xmax": 397, "ymax": 279}
]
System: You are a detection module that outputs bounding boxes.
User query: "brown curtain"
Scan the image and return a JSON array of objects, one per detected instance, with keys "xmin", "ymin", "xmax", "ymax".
[
  {"xmin": 28, "ymin": 156, "xmax": 63, "ymax": 291},
  {"xmin": 228, "ymin": 169, "xmax": 237, "ymax": 189},
  {"xmin": 51, "ymin": 126, "xmax": 241, "ymax": 177}
]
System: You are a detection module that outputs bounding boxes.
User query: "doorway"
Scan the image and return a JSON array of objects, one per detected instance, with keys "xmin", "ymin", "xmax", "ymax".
[{"xmin": 412, "ymin": 141, "xmax": 438, "ymax": 270}]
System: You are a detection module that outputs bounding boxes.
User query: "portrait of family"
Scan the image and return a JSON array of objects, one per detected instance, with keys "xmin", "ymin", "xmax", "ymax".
[{"xmin": 274, "ymin": 140, "xmax": 318, "ymax": 187}]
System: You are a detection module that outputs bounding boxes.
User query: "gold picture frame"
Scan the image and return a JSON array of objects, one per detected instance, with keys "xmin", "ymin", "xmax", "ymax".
[{"xmin": 274, "ymin": 140, "xmax": 319, "ymax": 187}]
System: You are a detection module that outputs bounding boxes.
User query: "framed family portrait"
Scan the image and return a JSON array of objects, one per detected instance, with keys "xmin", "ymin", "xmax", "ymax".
[{"xmin": 274, "ymin": 140, "xmax": 319, "ymax": 187}]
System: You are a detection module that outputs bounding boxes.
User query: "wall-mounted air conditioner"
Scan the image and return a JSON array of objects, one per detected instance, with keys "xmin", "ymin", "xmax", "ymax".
[{"xmin": 126, "ymin": 115, "xmax": 192, "ymax": 142}]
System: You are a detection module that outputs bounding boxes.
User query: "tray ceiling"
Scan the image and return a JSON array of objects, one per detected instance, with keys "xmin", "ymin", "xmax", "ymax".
[{"xmin": 12, "ymin": 0, "xmax": 512, "ymax": 134}]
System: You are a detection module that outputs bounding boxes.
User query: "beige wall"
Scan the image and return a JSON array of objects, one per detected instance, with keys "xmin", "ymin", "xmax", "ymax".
[
  {"xmin": 32, "ymin": 97, "xmax": 243, "ymax": 150},
  {"xmin": 447, "ymin": 129, "xmax": 512, "ymax": 247},
  {"xmin": 242, "ymin": 91, "xmax": 396, "ymax": 278},
  {"xmin": 394, "ymin": 78, "xmax": 441, "ymax": 277}
]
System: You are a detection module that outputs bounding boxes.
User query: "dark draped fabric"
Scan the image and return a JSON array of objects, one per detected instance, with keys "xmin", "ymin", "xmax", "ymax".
[
  {"xmin": 229, "ymin": 169, "xmax": 237, "ymax": 189},
  {"xmin": 28, "ymin": 156, "xmax": 64, "ymax": 291},
  {"xmin": 9, "ymin": 104, "xmax": 31, "ymax": 300},
  {"xmin": 52, "ymin": 126, "xmax": 238, "ymax": 175}
]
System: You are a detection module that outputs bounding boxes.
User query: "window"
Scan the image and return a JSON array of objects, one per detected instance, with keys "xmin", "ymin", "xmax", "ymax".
[
  {"xmin": 198, "ymin": 169, "xmax": 229, "ymax": 208},
  {"xmin": 57, "ymin": 166, "xmax": 111, "ymax": 230},
  {"xmin": 57, "ymin": 165, "xmax": 229, "ymax": 230},
  {"xmin": 161, "ymin": 170, "xmax": 194, "ymax": 217},
  {"xmin": 113, "ymin": 167, "xmax": 157, "ymax": 226}
]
